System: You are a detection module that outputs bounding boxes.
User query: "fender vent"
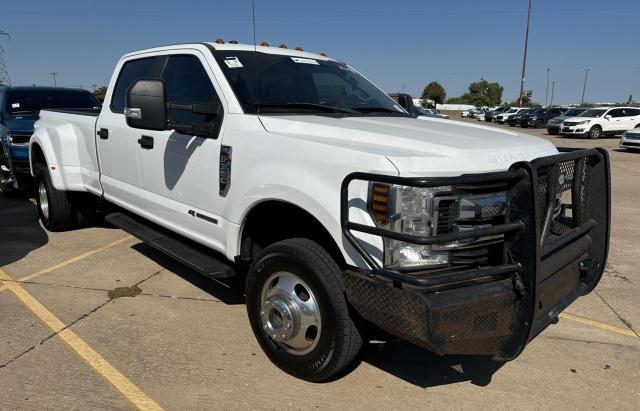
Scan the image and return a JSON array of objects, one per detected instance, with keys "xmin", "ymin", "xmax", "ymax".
[{"xmin": 472, "ymin": 312, "xmax": 498, "ymax": 335}]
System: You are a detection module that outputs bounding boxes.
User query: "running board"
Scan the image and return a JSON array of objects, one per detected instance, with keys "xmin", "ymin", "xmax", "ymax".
[{"xmin": 105, "ymin": 212, "xmax": 235, "ymax": 279}]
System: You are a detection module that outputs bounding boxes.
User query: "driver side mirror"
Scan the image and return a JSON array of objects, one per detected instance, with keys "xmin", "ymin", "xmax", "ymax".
[
  {"xmin": 604, "ymin": 114, "xmax": 612, "ymax": 120},
  {"xmin": 125, "ymin": 79, "xmax": 167, "ymax": 131},
  {"xmin": 395, "ymin": 93, "xmax": 416, "ymax": 115}
]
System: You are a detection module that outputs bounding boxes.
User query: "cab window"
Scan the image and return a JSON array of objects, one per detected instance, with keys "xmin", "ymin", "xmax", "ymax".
[{"xmin": 161, "ymin": 55, "xmax": 220, "ymax": 125}]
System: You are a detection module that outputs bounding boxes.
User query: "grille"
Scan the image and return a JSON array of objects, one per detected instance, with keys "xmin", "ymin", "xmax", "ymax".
[
  {"xmin": 536, "ymin": 157, "xmax": 592, "ymax": 236},
  {"xmin": 563, "ymin": 121, "xmax": 580, "ymax": 126},
  {"xmin": 472, "ymin": 312, "xmax": 498, "ymax": 335},
  {"xmin": 625, "ymin": 133, "xmax": 640, "ymax": 140},
  {"xmin": 9, "ymin": 134, "xmax": 31, "ymax": 145},
  {"xmin": 436, "ymin": 199, "xmax": 456, "ymax": 235}
]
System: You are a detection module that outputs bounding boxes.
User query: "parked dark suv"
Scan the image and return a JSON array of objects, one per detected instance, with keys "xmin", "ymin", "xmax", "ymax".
[
  {"xmin": 0, "ymin": 86, "xmax": 101, "ymax": 195},
  {"xmin": 518, "ymin": 107, "xmax": 567, "ymax": 128}
]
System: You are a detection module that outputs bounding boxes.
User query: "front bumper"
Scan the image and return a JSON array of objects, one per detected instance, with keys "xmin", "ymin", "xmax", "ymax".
[
  {"xmin": 341, "ymin": 148, "xmax": 610, "ymax": 359},
  {"xmin": 561, "ymin": 125, "xmax": 589, "ymax": 136},
  {"xmin": 620, "ymin": 134, "xmax": 640, "ymax": 149}
]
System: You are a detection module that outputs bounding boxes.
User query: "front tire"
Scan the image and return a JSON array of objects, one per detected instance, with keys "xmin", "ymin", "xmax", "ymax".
[
  {"xmin": 35, "ymin": 165, "xmax": 76, "ymax": 231},
  {"xmin": 588, "ymin": 125, "xmax": 602, "ymax": 139},
  {"xmin": 246, "ymin": 238, "xmax": 362, "ymax": 382}
]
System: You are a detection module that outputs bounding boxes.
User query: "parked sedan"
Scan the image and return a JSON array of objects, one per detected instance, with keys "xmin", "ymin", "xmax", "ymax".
[
  {"xmin": 620, "ymin": 128, "xmax": 640, "ymax": 150},
  {"xmin": 484, "ymin": 107, "xmax": 509, "ymax": 122},
  {"xmin": 495, "ymin": 107, "xmax": 528, "ymax": 124},
  {"xmin": 422, "ymin": 108, "xmax": 450, "ymax": 119},
  {"xmin": 546, "ymin": 108, "xmax": 586, "ymax": 135},
  {"xmin": 506, "ymin": 108, "xmax": 534, "ymax": 126},
  {"xmin": 519, "ymin": 107, "xmax": 567, "ymax": 128}
]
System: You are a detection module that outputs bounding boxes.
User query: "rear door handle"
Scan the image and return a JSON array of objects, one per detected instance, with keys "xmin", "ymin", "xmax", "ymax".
[
  {"xmin": 97, "ymin": 128, "xmax": 109, "ymax": 139},
  {"xmin": 138, "ymin": 135, "xmax": 154, "ymax": 149}
]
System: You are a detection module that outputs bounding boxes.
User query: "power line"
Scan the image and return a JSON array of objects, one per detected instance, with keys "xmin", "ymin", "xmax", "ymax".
[{"xmin": 50, "ymin": 72, "xmax": 59, "ymax": 87}]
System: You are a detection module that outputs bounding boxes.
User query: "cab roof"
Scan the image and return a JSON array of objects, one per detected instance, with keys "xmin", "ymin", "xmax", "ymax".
[{"xmin": 123, "ymin": 42, "xmax": 335, "ymax": 63}]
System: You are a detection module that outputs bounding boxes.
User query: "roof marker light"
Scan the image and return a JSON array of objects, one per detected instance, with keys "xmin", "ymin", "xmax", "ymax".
[
  {"xmin": 260, "ymin": 41, "xmax": 270, "ymax": 46},
  {"xmin": 320, "ymin": 52, "xmax": 327, "ymax": 57},
  {"xmin": 279, "ymin": 43, "xmax": 288, "ymax": 49},
  {"xmin": 214, "ymin": 38, "xmax": 225, "ymax": 44},
  {"xmin": 295, "ymin": 47, "xmax": 303, "ymax": 51}
]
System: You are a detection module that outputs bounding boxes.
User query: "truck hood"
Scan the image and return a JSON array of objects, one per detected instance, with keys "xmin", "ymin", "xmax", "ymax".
[
  {"xmin": 3, "ymin": 116, "xmax": 36, "ymax": 134},
  {"xmin": 259, "ymin": 115, "xmax": 558, "ymax": 176}
]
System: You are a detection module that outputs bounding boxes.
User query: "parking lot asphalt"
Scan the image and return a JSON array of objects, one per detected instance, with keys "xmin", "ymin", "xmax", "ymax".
[{"xmin": 1, "ymin": 120, "xmax": 639, "ymax": 410}]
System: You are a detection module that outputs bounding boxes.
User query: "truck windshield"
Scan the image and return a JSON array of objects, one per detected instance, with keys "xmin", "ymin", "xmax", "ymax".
[
  {"xmin": 213, "ymin": 51, "xmax": 408, "ymax": 116},
  {"xmin": 6, "ymin": 89, "xmax": 101, "ymax": 115}
]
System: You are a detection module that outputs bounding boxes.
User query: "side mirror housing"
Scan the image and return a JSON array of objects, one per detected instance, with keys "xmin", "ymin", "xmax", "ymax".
[
  {"xmin": 604, "ymin": 114, "xmax": 612, "ymax": 120},
  {"xmin": 125, "ymin": 79, "xmax": 167, "ymax": 131}
]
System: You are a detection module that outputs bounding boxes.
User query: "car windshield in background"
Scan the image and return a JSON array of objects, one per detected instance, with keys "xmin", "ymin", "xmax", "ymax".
[
  {"xmin": 212, "ymin": 51, "xmax": 408, "ymax": 116},
  {"xmin": 532, "ymin": 109, "xmax": 546, "ymax": 114},
  {"xmin": 579, "ymin": 109, "xmax": 606, "ymax": 118},
  {"xmin": 6, "ymin": 89, "xmax": 101, "ymax": 115},
  {"xmin": 564, "ymin": 109, "xmax": 585, "ymax": 117}
]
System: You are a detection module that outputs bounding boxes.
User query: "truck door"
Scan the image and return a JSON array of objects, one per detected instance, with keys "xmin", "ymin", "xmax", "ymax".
[
  {"xmin": 138, "ymin": 52, "xmax": 228, "ymax": 252},
  {"xmin": 97, "ymin": 56, "xmax": 163, "ymax": 214}
]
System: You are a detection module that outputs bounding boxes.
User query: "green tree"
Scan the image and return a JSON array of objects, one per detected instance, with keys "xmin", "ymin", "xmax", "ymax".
[
  {"xmin": 93, "ymin": 86, "xmax": 108, "ymax": 102},
  {"xmin": 445, "ymin": 78, "xmax": 504, "ymax": 107},
  {"xmin": 421, "ymin": 82, "xmax": 446, "ymax": 105}
]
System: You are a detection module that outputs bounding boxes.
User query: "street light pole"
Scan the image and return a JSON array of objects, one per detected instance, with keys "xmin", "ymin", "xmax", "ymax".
[
  {"xmin": 550, "ymin": 81, "xmax": 557, "ymax": 106},
  {"xmin": 518, "ymin": 0, "xmax": 532, "ymax": 107},
  {"xmin": 544, "ymin": 68, "xmax": 550, "ymax": 107},
  {"xmin": 50, "ymin": 72, "xmax": 59, "ymax": 87},
  {"xmin": 580, "ymin": 68, "xmax": 591, "ymax": 105}
]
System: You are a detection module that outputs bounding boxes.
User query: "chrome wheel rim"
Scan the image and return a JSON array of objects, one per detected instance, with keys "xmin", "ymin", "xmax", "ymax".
[
  {"xmin": 38, "ymin": 180, "xmax": 49, "ymax": 220},
  {"xmin": 260, "ymin": 272, "xmax": 321, "ymax": 356}
]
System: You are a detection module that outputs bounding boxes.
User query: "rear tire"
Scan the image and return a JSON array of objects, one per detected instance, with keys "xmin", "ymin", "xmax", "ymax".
[
  {"xmin": 35, "ymin": 165, "xmax": 76, "ymax": 231},
  {"xmin": 246, "ymin": 238, "xmax": 362, "ymax": 382},
  {"xmin": 588, "ymin": 125, "xmax": 602, "ymax": 139},
  {"xmin": 535, "ymin": 119, "xmax": 544, "ymax": 128}
]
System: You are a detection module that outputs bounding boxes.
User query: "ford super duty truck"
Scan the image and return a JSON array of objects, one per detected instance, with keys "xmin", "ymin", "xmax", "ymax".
[{"xmin": 30, "ymin": 42, "xmax": 610, "ymax": 382}]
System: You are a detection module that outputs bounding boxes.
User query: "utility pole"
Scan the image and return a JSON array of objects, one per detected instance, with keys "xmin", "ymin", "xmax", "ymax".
[
  {"xmin": 580, "ymin": 68, "xmax": 591, "ymax": 105},
  {"xmin": 92, "ymin": 84, "xmax": 97, "ymax": 92},
  {"xmin": 550, "ymin": 81, "xmax": 557, "ymax": 106},
  {"xmin": 0, "ymin": 29, "xmax": 11, "ymax": 86},
  {"xmin": 518, "ymin": 0, "xmax": 532, "ymax": 107},
  {"xmin": 544, "ymin": 68, "xmax": 550, "ymax": 107},
  {"xmin": 50, "ymin": 72, "xmax": 59, "ymax": 87}
]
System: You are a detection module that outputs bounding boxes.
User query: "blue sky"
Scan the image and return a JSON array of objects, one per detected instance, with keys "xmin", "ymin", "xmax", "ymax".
[{"xmin": 1, "ymin": 0, "xmax": 638, "ymax": 105}]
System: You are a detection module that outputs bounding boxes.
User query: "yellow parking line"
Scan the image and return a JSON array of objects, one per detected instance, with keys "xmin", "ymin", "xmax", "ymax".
[
  {"xmin": 559, "ymin": 312, "xmax": 638, "ymax": 337},
  {"xmin": 0, "ymin": 235, "xmax": 134, "ymax": 293},
  {"xmin": 0, "ymin": 268, "xmax": 163, "ymax": 411}
]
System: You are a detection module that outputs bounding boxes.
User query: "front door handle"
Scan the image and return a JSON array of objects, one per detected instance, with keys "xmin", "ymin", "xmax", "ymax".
[
  {"xmin": 138, "ymin": 135, "xmax": 154, "ymax": 149},
  {"xmin": 97, "ymin": 128, "xmax": 109, "ymax": 139}
]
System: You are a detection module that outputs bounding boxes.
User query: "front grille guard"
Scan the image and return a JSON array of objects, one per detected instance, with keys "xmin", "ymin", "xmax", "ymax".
[{"xmin": 340, "ymin": 147, "xmax": 610, "ymax": 292}]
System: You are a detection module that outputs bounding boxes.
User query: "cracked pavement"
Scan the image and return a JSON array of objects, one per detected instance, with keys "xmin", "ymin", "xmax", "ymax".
[{"xmin": 1, "ymin": 122, "xmax": 639, "ymax": 409}]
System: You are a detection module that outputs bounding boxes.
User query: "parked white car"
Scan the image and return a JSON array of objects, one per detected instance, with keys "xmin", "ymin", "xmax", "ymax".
[
  {"xmin": 620, "ymin": 128, "xmax": 640, "ymax": 150},
  {"xmin": 422, "ymin": 108, "xmax": 450, "ymax": 119},
  {"xmin": 495, "ymin": 107, "xmax": 527, "ymax": 124},
  {"xmin": 561, "ymin": 107, "xmax": 640, "ymax": 139}
]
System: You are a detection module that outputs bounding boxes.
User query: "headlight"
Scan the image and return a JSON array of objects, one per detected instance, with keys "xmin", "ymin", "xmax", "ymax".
[
  {"xmin": 530, "ymin": 116, "xmax": 538, "ymax": 120},
  {"xmin": 576, "ymin": 120, "xmax": 590, "ymax": 125},
  {"xmin": 367, "ymin": 183, "xmax": 506, "ymax": 270}
]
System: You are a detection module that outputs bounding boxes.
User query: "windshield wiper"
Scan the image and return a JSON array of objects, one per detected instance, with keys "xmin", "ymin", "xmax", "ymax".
[
  {"xmin": 256, "ymin": 102, "xmax": 358, "ymax": 114},
  {"xmin": 9, "ymin": 110, "xmax": 38, "ymax": 115},
  {"xmin": 352, "ymin": 106, "xmax": 408, "ymax": 115}
]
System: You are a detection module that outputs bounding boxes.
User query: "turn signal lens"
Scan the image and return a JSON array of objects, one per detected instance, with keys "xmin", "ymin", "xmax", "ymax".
[{"xmin": 369, "ymin": 183, "xmax": 390, "ymax": 225}]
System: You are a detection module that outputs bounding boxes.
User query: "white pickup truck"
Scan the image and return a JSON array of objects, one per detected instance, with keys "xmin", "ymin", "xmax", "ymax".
[{"xmin": 30, "ymin": 42, "xmax": 611, "ymax": 382}]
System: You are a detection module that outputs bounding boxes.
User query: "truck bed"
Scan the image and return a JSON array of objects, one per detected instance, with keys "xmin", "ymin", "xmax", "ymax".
[{"xmin": 34, "ymin": 109, "xmax": 102, "ymax": 195}]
